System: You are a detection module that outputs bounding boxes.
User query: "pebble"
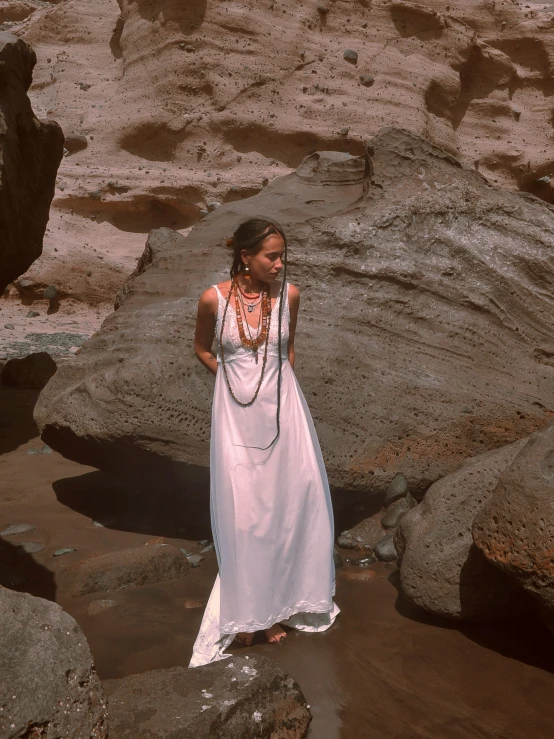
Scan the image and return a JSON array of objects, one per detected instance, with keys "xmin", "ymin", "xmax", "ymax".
[
  {"xmin": 536, "ymin": 176, "xmax": 550, "ymax": 184},
  {"xmin": 26, "ymin": 311, "xmax": 39, "ymax": 318},
  {"xmin": 200, "ymin": 544, "xmax": 214, "ymax": 554},
  {"xmin": 197, "ymin": 540, "xmax": 209, "ymax": 546},
  {"xmin": 27, "ymin": 445, "xmax": 53, "ymax": 455},
  {"xmin": 353, "ymin": 555, "xmax": 376, "ymax": 567},
  {"xmin": 384, "ymin": 473, "xmax": 409, "ymax": 507},
  {"xmin": 187, "ymin": 555, "xmax": 204, "ymax": 568},
  {"xmin": 4, "ymin": 323, "xmax": 14, "ymax": 330},
  {"xmin": 343, "ymin": 49, "xmax": 358, "ymax": 64},
  {"xmin": 1, "ymin": 523, "xmax": 35, "ymax": 536},
  {"xmin": 333, "ymin": 549, "xmax": 344, "ymax": 568},
  {"xmin": 53, "ymin": 548, "xmax": 76, "ymax": 557},
  {"xmin": 359, "ymin": 74, "xmax": 375, "ymax": 87},
  {"xmin": 207, "ymin": 201, "xmax": 221, "ymax": 212},
  {"xmin": 17, "ymin": 542, "xmax": 45, "ymax": 554},
  {"xmin": 374, "ymin": 532, "xmax": 397, "ymax": 563},
  {"xmin": 340, "ymin": 127, "xmax": 349, "ymax": 136},
  {"xmin": 199, "ymin": 209, "xmax": 209, "ymax": 218},
  {"xmin": 43, "ymin": 285, "xmax": 58, "ymax": 300}
]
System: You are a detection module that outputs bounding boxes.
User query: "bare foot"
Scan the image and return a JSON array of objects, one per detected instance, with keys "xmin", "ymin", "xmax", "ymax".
[
  {"xmin": 265, "ymin": 624, "xmax": 287, "ymax": 644},
  {"xmin": 233, "ymin": 631, "xmax": 254, "ymax": 647}
]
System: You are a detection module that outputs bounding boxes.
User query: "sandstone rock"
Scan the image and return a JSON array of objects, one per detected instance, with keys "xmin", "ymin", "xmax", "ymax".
[
  {"xmin": 103, "ymin": 654, "xmax": 311, "ymax": 739},
  {"xmin": 473, "ymin": 424, "xmax": 554, "ymax": 630},
  {"xmin": 68, "ymin": 544, "xmax": 190, "ymax": 597},
  {"xmin": 1, "ymin": 351, "xmax": 57, "ymax": 388},
  {"xmin": 397, "ymin": 439, "xmax": 528, "ymax": 619},
  {"xmin": 0, "ymin": 33, "xmax": 63, "ymax": 293},
  {"xmin": 35, "ymin": 129, "xmax": 554, "ymax": 496},
  {"xmin": 0, "ymin": 587, "xmax": 108, "ymax": 739}
]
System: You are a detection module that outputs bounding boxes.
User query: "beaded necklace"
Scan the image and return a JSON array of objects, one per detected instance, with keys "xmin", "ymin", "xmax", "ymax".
[{"xmin": 219, "ymin": 277, "xmax": 272, "ymax": 407}]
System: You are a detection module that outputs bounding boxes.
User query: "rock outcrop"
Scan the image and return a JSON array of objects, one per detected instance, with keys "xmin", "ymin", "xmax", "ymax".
[
  {"xmin": 473, "ymin": 423, "xmax": 554, "ymax": 632},
  {"xmin": 0, "ymin": 586, "xmax": 108, "ymax": 739},
  {"xmin": 35, "ymin": 128, "xmax": 554, "ymax": 495},
  {"xmin": 104, "ymin": 654, "xmax": 311, "ymax": 739},
  {"xmin": 0, "ymin": 32, "xmax": 63, "ymax": 293},
  {"xmin": 396, "ymin": 439, "xmax": 528, "ymax": 619}
]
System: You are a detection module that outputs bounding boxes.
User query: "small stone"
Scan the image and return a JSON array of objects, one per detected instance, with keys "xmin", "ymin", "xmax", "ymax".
[
  {"xmin": 333, "ymin": 549, "xmax": 344, "ymax": 568},
  {"xmin": 4, "ymin": 323, "xmax": 14, "ymax": 330},
  {"xmin": 337, "ymin": 532, "xmax": 352, "ymax": 548},
  {"xmin": 359, "ymin": 74, "xmax": 375, "ymax": 87},
  {"xmin": 38, "ymin": 445, "xmax": 52, "ymax": 454},
  {"xmin": 374, "ymin": 532, "xmax": 397, "ymax": 562},
  {"xmin": 43, "ymin": 285, "xmax": 58, "ymax": 300},
  {"xmin": 197, "ymin": 539, "xmax": 209, "ymax": 546},
  {"xmin": 340, "ymin": 127, "xmax": 349, "ymax": 136},
  {"xmin": 90, "ymin": 190, "xmax": 102, "ymax": 201},
  {"xmin": 536, "ymin": 176, "xmax": 550, "ymax": 184},
  {"xmin": 92, "ymin": 521, "xmax": 104, "ymax": 527},
  {"xmin": 199, "ymin": 209, "xmax": 209, "ymax": 218},
  {"xmin": 26, "ymin": 311, "xmax": 39, "ymax": 318},
  {"xmin": 53, "ymin": 548, "xmax": 76, "ymax": 557},
  {"xmin": 79, "ymin": 83, "xmax": 91, "ymax": 91},
  {"xmin": 343, "ymin": 49, "xmax": 358, "ymax": 64},
  {"xmin": 186, "ymin": 554, "xmax": 204, "ymax": 568},
  {"xmin": 207, "ymin": 201, "xmax": 221, "ymax": 212},
  {"xmin": 200, "ymin": 544, "xmax": 214, "ymax": 554},
  {"xmin": 262, "ymin": 177, "xmax": 269, "ymax": 186},
  {"xmin": 353, "ymin": 555, "xmax": 376, "ymax": 567},
  {"xmin": 1, "ymin": 523, "xmax": 35, "ymax": 536},
  {"xmin": 17, "ymin": 542, "xmax": 45, "ymax": 554},
  {"xmin": 384, "ymin": 473, "xmax": 409, "ymax": 507},
  {"xmin": 88, "ymin": 599, "xmax": 117, "ymax": 615},
  {"xmin": 185, "ymin": 45, "xmax": 195, "ymax": 52}
]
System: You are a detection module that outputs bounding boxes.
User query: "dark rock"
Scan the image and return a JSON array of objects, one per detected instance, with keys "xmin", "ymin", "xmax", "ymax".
[
  {"xmin": 1, "ymin": 351, "xmax": 57, "ymax": 388},
  {"xmin": 333, "ymin": 548, "xmax": 344, "ymax": 568},
  {"xmin": 64, "ymin": 133, "xmax": 88, "ymax": 154},
  {"xmin": 0, "ymin": 588, "xmax": 108, "ymax": 739},
  {"xmin": 381, "ymin": 494, "xmax": 416, "ymax": 529},
  {"xmin": 360, "ymin": 73, "xmax": 375, "ymax": 86},
  {"xmin": 473, "ymin": 424, "xmax": 554, "ymax": 631},
  {"xmin": 384, "ymin": 473, "xmax": 409, "ymax": 507},
  {"xmin": 43, "ymin": 284, "xmax": 58, "ymax": 299},
  {"xmin": 35, "ymin": 128, "xmax": 554, "ymax": 497},
  {"xmin": 4, "ymin": 323, "xmax": 14, "ymax": 330},
  {"xmin": 398, "ymin": 440, "xmax": 528, "ymax": 619},
  {"xmin": 0, "ymin": 33, "xmax": 64, "ymax": 293},
  {"xmin": 68, "ymin": 544, "xmax": 190, "ymax": 597},
  {"xmin": 0, "ymin": 523, "xmax": 34, "ymax": 536},
  {"xmin": 26, "ymin": 310, "xmax": 39, "ymax": 317},
  {"xmin": 374, "ymin": 532, "xmax": 397, "ymax": 562},
  {"xmin": 103, "ymin": 654, "xmax": 311, "ymax": 739},
  {"xmin": 343, "ymin": 49, "xmax": 358, "ymax": 63},
  {"xmin": 337, "ymin": 512, "xmax": 386, "ymax": 551}
]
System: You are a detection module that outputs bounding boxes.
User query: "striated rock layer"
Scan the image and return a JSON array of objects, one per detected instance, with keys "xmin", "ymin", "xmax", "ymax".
[
  {"xmin": 35, "ymin": 128, "xmax": 554, "ymax": 496},
  {"xmin": 6, "ymin": 0, "xmax": 554, "ymax": 305},
  {"xmin": 0, "ymin": 32, "xmax": 63, "ymax": 292}
]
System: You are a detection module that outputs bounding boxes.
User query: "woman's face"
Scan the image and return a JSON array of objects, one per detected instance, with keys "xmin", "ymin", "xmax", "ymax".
[{"xmin": 242, "ymin": 233, "xmax": 284, "ymax": 282}]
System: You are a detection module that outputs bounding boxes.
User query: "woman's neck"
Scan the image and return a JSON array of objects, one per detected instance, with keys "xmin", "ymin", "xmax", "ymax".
[{"xmin": 236, "ymin": 273, "xmax": 263, "ymax": 294}]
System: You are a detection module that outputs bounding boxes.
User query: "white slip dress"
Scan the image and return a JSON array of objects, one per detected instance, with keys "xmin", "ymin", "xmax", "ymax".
[{"xmin": 189, "ymin": 280, "xmax": 340, "ymax": 668}]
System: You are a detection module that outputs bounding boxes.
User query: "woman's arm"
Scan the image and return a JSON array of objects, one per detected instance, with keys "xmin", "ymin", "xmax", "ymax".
[
  {"xmin": 287, "ymin": 283, "xmax": 300, "ymax": 371},
  {"xmin": 194, "ymin": 287, "xmax": 218, "ymax": 376}
]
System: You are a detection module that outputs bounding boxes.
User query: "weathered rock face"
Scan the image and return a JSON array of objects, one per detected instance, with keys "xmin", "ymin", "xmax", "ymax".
[
  {"xmin": 35, "ymin": 128, "xmax": 554, "ymax": 495},
  {"xmin": 0, "ymin": 33, "xmax": 63, "ymax": 293},
  {"xmin": 396, "ymin": 439, "xmax": 528, "ymax": 619},
  {"xmin": 473, "ymin": 424, "xmax": 554, "ymax": 631},
  {"xmin": 67, "ymin": 543, "xmax": 190, "ymax": 597},
  {"xmin": 0, "ymin": 586, "xmax": 108, "ymax": 739},
  {"xmin": 103, "ymin": 654, "xmax": 311, "ymax": 739}
]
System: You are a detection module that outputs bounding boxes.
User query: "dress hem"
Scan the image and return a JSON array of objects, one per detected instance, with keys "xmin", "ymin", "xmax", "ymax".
[{"xmin": 220, "ymin": 598, "xmax": 334, "ymax": 634}]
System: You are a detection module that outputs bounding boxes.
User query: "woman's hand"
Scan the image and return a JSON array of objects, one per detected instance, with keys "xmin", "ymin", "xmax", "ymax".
[{"xmin": 194, "ymin": 287, "xmax": 218, "ymax": 376}]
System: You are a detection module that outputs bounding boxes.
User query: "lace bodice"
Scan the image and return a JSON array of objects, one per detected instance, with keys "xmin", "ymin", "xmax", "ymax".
[{"xmin": 212, "ymin": 281, "xmax": 290, "ymax": 362}]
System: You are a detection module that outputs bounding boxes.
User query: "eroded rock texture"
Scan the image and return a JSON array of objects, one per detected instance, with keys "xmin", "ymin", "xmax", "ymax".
[
  {"xmin": 0, "ymin": 32, "xmax": 63, "ymax": 293},
  {"xmin": 6, "ymin": 0, "xmax": 554, "ymax": 305},
  {"xmin": 0, "ymin": 586, "xmax": 108, "ymax": 739},
  {"xmin": 104, "ymin": 654, "xmax": 311, "ymax": 739},
  {"xmin": 473, "ymin": 423, "xmax": 554, "ymax": 631},
  {"xmin": 396, "ymin": 439, "xmax": 528, "ymax": 619},
  {"xmin": 35, "ymin": 128, "xmax": 554, "ymax": 495}
]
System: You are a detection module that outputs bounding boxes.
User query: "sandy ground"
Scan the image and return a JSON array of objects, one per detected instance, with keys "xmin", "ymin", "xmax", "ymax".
[{"xmin": 1, "ymin": 384, "xmax": 554, "ymax": 738}]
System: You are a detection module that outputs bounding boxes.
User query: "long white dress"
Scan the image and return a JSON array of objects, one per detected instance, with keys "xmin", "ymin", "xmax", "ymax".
[{"xmin": 189, "ymin": 280, "xmax": 340, "ymax": 668}]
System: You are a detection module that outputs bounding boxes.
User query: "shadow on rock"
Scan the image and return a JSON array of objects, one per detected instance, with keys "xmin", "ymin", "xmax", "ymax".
[
  {"xmin": 0, "ymin": 385, "xmax": 41, "ymax": 455},
  {"xmin": 134, "ymin": 0, "xmax": 207, "ymax": 33},
  {"xmin": 53, "ymin": 469, "xmax": 212, "ymax": 541},
  {"xmin": 0, "ymin": 536, "xmax": 56, "ymax": 601}
]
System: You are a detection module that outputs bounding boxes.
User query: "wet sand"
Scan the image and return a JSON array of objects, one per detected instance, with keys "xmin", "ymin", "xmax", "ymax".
[{"xmin": 1, "ymin": 385, "xmax": 554, "ymax": 738}]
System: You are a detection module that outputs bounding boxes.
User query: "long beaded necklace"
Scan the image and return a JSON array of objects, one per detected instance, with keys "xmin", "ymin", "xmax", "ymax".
[{"xmin": 219, "ymin": 276, "xmax": 272, "ymax": 407}]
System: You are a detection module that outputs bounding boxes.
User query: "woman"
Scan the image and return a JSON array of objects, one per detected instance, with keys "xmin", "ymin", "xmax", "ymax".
[{"xmin": 189, "ymin": 216, "xmax": 339, "ymax": 667}]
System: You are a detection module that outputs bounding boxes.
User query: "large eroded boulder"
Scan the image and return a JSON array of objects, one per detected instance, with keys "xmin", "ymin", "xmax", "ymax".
[
  {"xmin": 35, "ymin": 128, "xmax": 554, "ymax": 495},
  {"xmin": 104, "ymin": 654, "xmax": 311, "ymax": 739},
  {"xmin": 0, "ymin": 586, "xmax": 108, "ymax": 739},
  {"xmin": 473, "ymin": 423, "xmax": 554, "ymax": 631},
  {"xmin": 0, "ymin": 33, "xmax": 63, "ymax": 293},
  {"xmin": 396, "ymin": 440, "xmax": 528, "ymax": 619}
]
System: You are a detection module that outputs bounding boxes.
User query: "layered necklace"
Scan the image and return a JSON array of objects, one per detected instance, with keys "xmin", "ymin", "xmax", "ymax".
[{"xmin": 219, "ymin": 275, "xmax": 272, "ymax": 407}]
